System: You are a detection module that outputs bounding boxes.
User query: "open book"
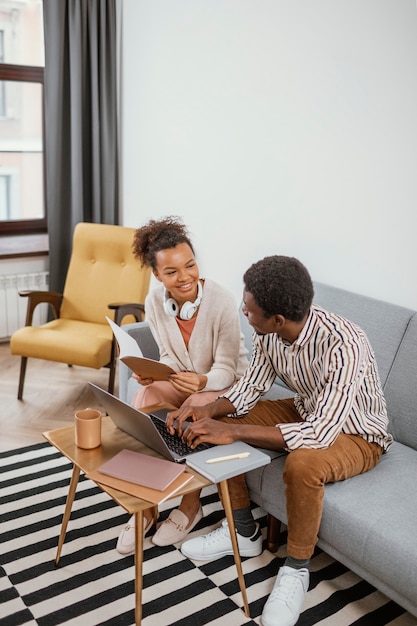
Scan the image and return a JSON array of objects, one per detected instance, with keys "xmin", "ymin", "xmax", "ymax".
[{"xmin": 106, "ymin": 316, "xmax": 175, "ymax": 380}]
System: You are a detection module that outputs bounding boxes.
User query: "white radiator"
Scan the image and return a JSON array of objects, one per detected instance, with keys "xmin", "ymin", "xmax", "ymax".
[{"xmin": 0, "ymin": 271, "xmax": 49, "ymax": 340}]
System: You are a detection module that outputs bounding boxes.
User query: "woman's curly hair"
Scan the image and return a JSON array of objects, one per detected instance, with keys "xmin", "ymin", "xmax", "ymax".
[
  {"xmin": 132, "ymin": 216, "xmax": 194, "ymax": 269},
  {"xmin": 243, "ymin": 255, "xmax": 314, "ymax": 321}
]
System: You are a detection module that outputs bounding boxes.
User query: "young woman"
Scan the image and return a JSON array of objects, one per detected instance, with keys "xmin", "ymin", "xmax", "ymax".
[{"xmin": 116, "ymin": 216, "xmax": 248, "ymax": 554}]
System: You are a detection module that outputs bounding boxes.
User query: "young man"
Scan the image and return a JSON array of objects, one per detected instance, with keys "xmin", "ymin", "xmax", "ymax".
[{"xmin": 167, "ymin": 255, "xmax": 392, "ymax": 626}]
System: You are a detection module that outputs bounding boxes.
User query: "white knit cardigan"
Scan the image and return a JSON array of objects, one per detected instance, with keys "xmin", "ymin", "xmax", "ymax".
[{"xmin": 144, "ymin": 278, "xmax": 248, "ymax": 391}]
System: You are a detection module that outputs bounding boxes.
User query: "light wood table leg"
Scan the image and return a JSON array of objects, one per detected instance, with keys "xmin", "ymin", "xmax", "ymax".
[
  {"xmin": 134, "ymin": 510, "xmax": 144, "ymax": 626},
  {"xmin": 219, "ymin": 480, "xmax": 250, "ymax": 618},
  {"xmin": 55, "ymin": 464, "xmax": 80, "ymax": 565}
]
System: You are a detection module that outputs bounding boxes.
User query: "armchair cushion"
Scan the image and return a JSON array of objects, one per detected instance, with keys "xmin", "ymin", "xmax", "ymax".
[
  {"xmin": 11, "ymin": 319, "xmax": 113, "ymax": 368},
  {"xmin": 60, "ymin": 224, "xmax": 150, "ymax": 324}
]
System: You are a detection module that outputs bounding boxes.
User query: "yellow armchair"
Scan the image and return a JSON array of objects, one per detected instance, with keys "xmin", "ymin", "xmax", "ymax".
[{"xmin": 10, "ymin": 222, "xmax": 151, "ymax": 400}]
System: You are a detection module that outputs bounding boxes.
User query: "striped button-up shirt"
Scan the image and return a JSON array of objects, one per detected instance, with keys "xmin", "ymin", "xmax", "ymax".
[{"xmin": 223, "ymin": 305, "xmax": 393, "ymax": 451}]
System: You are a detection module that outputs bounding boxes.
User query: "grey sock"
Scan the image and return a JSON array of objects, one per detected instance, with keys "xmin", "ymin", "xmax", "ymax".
[
  {"xmin": 285, "ymin": 555, "xmax": 310, "ymax": 570},
  {"xmin": 233, "ymin": 508, "xmax": 257, "ymax": 537}
]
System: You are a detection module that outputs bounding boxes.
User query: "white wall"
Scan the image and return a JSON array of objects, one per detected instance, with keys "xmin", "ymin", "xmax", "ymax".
[{"xmin": 120, "ymin": 0, "xmax": 417, "ymax": 310}]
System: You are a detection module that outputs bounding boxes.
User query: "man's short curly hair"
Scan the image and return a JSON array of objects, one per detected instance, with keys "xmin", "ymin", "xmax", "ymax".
[
  {"xmin": 243, "ymin": 256, "xmax": 314, "ymax": 321},
  {"xmin": 132, "ymin": 216, "xmax": 194, "ymax": 269}
]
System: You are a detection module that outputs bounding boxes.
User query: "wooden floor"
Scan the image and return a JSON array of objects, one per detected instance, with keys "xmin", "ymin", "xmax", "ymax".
[{"xmin": 0, "ymin": 341, "xmax": 117, "ymax": 453}]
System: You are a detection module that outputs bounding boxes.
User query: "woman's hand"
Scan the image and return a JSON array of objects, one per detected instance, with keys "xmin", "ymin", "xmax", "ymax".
[
  {"xmin": 132, "ymin": 372, "xmax": 154, "ymax": 386},
  {"xmin": 168, "ymin": 372, "xmax": 207, "ymax": 394}
]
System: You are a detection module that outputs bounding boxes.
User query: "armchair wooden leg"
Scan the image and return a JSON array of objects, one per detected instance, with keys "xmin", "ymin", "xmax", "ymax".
[
  {"xmin": 266, "ymin": 513, "xmax": 281, "ymax": 553},
  {"xmin": 17, "ymin": 357, "xmax": 28, "ymax": 400}
]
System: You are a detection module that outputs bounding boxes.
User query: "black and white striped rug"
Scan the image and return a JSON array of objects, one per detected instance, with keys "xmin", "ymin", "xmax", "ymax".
[{"xmin": 1, "ymin": 443, "xmax": 414, "ymax": 626}]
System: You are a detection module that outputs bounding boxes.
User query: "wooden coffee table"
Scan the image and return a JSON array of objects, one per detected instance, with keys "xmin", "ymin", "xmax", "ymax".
[{"xmin": 43, "ymin": 415, "xmax": 251, "ymax": 625}]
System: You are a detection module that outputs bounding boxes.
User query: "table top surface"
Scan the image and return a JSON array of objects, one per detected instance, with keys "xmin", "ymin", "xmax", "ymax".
[{"xmin": 43, "ymin": 415, "xmax": 211, "ymax": 514}]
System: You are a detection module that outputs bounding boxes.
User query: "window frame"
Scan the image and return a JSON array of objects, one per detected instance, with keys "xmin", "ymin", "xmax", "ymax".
[{"xmin": 0, "ymin": 62, "xmax": 46, "ymax": 235}]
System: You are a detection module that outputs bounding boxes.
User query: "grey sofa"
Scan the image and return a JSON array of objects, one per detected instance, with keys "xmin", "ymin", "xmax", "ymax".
[{"xmin": 119, "ymin": 282, "xmax": 417, "ymax": 618}]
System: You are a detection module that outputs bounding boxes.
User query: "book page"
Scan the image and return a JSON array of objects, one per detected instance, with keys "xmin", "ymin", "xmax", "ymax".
[
  {"xmin": 106, "ymin": 316, "xmax": 143, "ymax": 358},
  {"xmin": 106, "ymin": 316, "xmax": 175, "ymax": 380}
]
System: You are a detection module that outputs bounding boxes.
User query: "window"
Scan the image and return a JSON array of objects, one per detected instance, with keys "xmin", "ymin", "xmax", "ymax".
[
  {"xmin": 0, "ymin": 30, "xmax": 5, "ymax": 116},
  {"xmin": 0, "ymin": 168, "xmax": 18, "ymax": 219},
  {"xmin": 0, "ymin": 0, "xmax": 45, "ymax": 235}
]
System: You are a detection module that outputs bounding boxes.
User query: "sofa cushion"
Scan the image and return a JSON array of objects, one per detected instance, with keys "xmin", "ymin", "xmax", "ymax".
[
  {"xmin": 383, "ymin": 312, "xmax": 417, "ymax": 449},
  {"xmin": 318, "ymin": 441, "xmax": 417, "ymax": 613},
  {"xmin": 246, "ymin": 441, "xmax": 417, "ymax": 616},
  {"xmin": 313, "ymin": 282, "xmax": 414, "ymax": 387},
  {"xmin": 239, "ymin": 282, "xmax": 414, "ymax": 398},
  {"xmin": 118, "ymin": 322, "xmax": 159, "ymax": 405}
]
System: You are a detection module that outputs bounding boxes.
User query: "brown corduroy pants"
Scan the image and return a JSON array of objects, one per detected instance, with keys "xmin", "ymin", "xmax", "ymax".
[{"xmin": 218, "ymin": 398, "xmax": 383, "ymax": 560}]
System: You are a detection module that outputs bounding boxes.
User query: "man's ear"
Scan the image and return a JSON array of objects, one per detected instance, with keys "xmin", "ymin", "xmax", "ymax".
[{"xmin": 273, "ymin": 314, "xmax": 286, "ymax": 329}]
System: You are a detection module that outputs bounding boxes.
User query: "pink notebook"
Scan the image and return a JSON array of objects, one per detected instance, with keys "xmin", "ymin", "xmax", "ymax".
[{"xmin": 97, "ymin": 449, "xmax": 185, "ymax": 491}]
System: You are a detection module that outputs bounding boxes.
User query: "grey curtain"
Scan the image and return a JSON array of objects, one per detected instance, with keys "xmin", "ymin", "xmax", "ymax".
[{"xmin": 43, "ymin": 0, "xmax": 119, "ymax": 292}]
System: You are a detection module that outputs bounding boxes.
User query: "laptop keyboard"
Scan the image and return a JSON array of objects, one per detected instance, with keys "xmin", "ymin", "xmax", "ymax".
[{"xmin": 149, "ymin": 413, "xmax": 211, "ymax": 457}]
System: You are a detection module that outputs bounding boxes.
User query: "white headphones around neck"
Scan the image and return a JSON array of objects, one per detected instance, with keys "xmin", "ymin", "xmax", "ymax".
[{"xmin": 163, "ymin": 280, "xmax": 203, "ymax": 320}]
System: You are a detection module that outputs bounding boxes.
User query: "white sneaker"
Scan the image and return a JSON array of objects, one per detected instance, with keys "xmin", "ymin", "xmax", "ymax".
[
  {"xmin": 261, "ymin": 565, "xmax": 309, "ymax": 626},
  {"xmin": 181, "ymin": 518, "xmax": 262, "ymax": 560}
]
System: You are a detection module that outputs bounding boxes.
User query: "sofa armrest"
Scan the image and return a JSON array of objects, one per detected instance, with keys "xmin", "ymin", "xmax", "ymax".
[{"xmin": 118, "ymin": 321, "xmax": 160, "ymax": 403}]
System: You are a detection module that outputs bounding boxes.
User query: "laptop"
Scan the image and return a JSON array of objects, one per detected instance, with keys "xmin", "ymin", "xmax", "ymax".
[{"xmin": 88, "ymin": 382, "xmax": 212, "ymax": 463}]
